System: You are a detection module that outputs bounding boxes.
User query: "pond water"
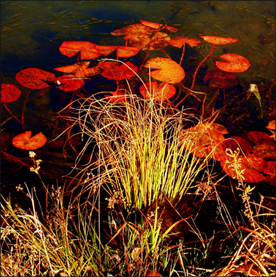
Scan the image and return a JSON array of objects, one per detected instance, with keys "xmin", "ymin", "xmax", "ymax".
[{"xmin": 1, "ymin": 1, "xmax": 275, "ymax": 206}]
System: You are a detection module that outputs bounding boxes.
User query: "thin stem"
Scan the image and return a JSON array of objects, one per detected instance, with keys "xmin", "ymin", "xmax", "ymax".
[
  {"xmin": 190, "ymin": 44, "xmax": 215, "ymax": 90},
  {"xmin": 21, "ymin": 89, "xmax": 31, "ymax": 126},
  {"xmin": 179, "ymin": 43, "xmax": 186, "ymax": 65},
  {"xmin": 3, "ymin": 103, "xmax": 22, "ymax": 125}
]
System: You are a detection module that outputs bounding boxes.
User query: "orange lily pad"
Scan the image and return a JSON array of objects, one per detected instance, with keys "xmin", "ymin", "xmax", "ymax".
[
  {"xmin": 1, "ymin": 84, "xmax": 21, "ymax": 103},
  {"xmin": 59, "ymin": 41, "xmax": 100, "ymax": 60},
  {"xmin": 144, "ymin": 57, "xmax": 185, "ymax": 84},
  {"xmin": 180, "ymin": 123, "xmax": 225, "ymax": 160},
  {"xmin": 16, "ymin": 68, "xmax": 56, "ymax": 89},
  {"xmin": 169, "ymin": 36, "xmax": 201, "ymax": 48},
  {"xmin": 115, "ymin": 46, "xmax": 140, "ymax": 58},
  {"xmin": 139, "ymin": 81, "xmax": 176, "ymax": 101},
  {"xmin": 104, "ymin": 91, "xmax": 126, "ymax": 103},
  {"xmin": 55, "ymin": 75, "xmax": 85, "ymax": 91},
  {"xmin": 200, "ymin": 35, "xmax": 239, "ymax": 45},
  {"xmin": 220, "ymin": 154, "xmax": 265, "ymax": 183},
  {"xmin": 215, "ymin": 54, "xmax": 251, "ymax": 73},
  {"xmin": 98, "ymin": 61, "xmax": 137, "ymax": 81},
  {"xmin": 12, "ymin": 131, "xmax": 47, "ymax": 150}
]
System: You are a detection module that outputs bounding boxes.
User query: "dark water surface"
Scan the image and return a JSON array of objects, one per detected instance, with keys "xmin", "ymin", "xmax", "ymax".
[{"xmin": 1, "ymin": 1, "xmax": 275, "ymax": 205}]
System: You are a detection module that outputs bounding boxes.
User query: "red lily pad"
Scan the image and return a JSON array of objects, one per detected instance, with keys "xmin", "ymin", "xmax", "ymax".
[
  {"xmin": 220, "ymin": 154, "xmax": 265, "ymax": 183},
  {"xmin": 12, "ymin": 131, "xmax": 47, "ymax": 150},
  {"xmin": 248, "ymin": 131, "xmax": 273, "ymax": 144},
  {"xmin": 222, "ymin": 136, "xmax": 252, "ymax": 156},
  {"xmin": 16, "ymin": 68, "xmax": 56, "ymax": 89},
  {"xmin": 55, "ymin": 75, "xmax": 85, "ymax": 91},
  {"xmin": 139, "ymin": 81, "xmax": 176, "ymax": 101},
  {"xmin": 215, "ymin": 54, "xmax": 251, "ymax": 73},
  {"xmin": 200, "ymin": 35, "xmax": 239, "ymax": 45},
  {"xmin": 104, "ymin": 91, "xmax": 126, "ymax": 103},
  {"xmin": 59, "ymin": 41, "xmax": 100, "ymax": 59},
  {"xmin": 98, "ymin": 61, "xmax": 137, "ymax": 81},
  {"xmin": 1, "ymin": 84, "xmax": 21, "ymax": 103}
]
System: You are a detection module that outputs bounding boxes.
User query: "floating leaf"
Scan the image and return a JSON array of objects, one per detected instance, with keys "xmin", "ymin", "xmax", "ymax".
[
  {"xmin": 124, "ymin": 33, "xmax": 151, "ymax": 50},
  {"xmin": 148, "ymin": 32, "xmax": 171, "ymax": 50},
  {"xmin": 139, "ymin": 81, "xmax": 176, "ymax": 101},
  {"xmin": 98, "ymin": 61, "xmax": 137, "ymax": 81},
  {"xmin": 215, "ymin": 53, "xmax": 251, "ymax": 73},
  {"xmin": 252, "ymin": 143, "xmax": 275, "ymax": 160},
  {"xmin": 96, "ymin": 45, "xmax": 116, "ymax": 56},
  {"xmin": 115, "ymin": 46, "xmax": 140, "ymax": 57},
  {"xmin": 266, "ymin": 120, "xmax": 275, "ymax": 140},
  {"xmin": 169, "ymin": 36, "xmax": 201, "ymax": 48},
  {"xmin": 16, "ymin": 68, "xmax": 56, "ymax": 89},
  {"xmin": 59, "ymin": 41, "xmax": 100, "ymax": 59},
  {"xmin": 209, "ymin": 123, "xmax": 229, "ymax": 134},
  {"xmin": 180, "ymin": 123, "xmax": 225, "ymax": 160},
  {"xmin": 1, "ymin": 84, "xmax": 21, "ymax": 103},
  {"xmin": 55, "ymin": 62, "xmax": 101, "ymax": 78},
  {"xmin": 144, "ymin": 57, "xmax": 185, "ymax": 84},
  {"xmin": 111, "ymin": 23, "xmax": 153, "ymax": 36},
  {"xmin": 55, "ymin": 75, "xmax": 85, "ymax": 91},
  {"xmin": 222, "ymin": 136, "xmax": 252, "ymax": 155},
  {"xmin": 204, "ymin": 68, "xmax": 238, "ymax": 90},
  {"xmin": 140, "ymin": 19, "xmax": 179, "ymax": 32},
  {"xmin": 12, "ymin": 131, "xmax": 47, "ymax": 150},
  {"xmin": 104, "ymin": 91, "xmax": 126, "ymax": 103},
  {"xmin": 248, "ymin": 131, "xmax": 273, "ymax": 145},
  {"xmin": 200, "ymin": 35, "xmax": 239, "ymax": 45},
  {"xmin": 220, "ymin": 154, "xmax": 265, "ymax": 183}
]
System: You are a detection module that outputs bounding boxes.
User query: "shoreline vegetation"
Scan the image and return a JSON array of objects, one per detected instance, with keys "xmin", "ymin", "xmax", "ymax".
[{"xmin": 1, "ymin": 20, "xmax": 275, "ymax": 276}]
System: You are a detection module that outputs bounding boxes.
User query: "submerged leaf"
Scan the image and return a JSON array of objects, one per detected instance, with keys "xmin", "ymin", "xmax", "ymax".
[{"xmin": 204, "ymin": 68, "xmax": 238, "ymax": 90}]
